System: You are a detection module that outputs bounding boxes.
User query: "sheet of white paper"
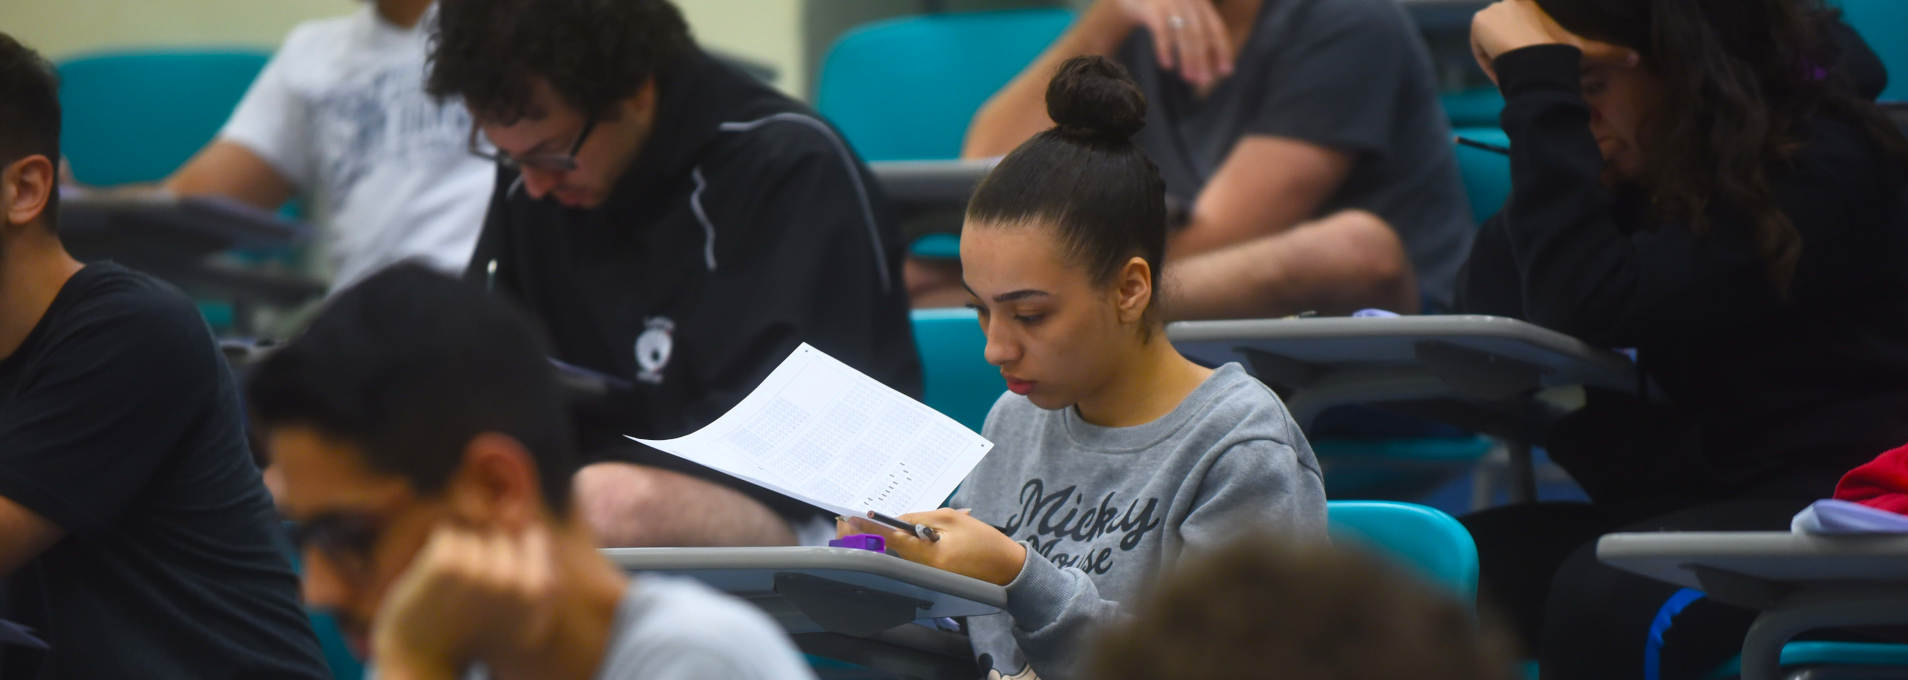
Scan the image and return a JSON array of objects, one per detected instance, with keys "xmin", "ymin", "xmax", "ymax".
[{"xmin": 630, "ymin": 343, "xmax": 995, "ymax": 518}]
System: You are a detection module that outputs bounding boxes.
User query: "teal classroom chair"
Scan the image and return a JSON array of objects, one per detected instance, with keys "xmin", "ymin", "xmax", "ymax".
[
  {"xmin": 57, "ymin": 48, "xmax": 271, "ymax": 186},
  {"xmin": 1442, "ymin": 87, "xmax": 1507, "ymax": 130},
  {"xmin": 911, "ymin": 307, "xmax": 999, "ymax": 433},
  {"xmin": 1838, "ymin": 0, "xmax": 1908, "ymax": 103},
  {"xmin": 1325, "ymin": 500, "xmax": 1479, "ymax": 603},
  {"xmin": 1453, "ymin": 126, "xmax": 1513, "ymax": 224},
  {"xmin": 816, "ymin": 9, "xmax": 1076, "ymax": 163}
]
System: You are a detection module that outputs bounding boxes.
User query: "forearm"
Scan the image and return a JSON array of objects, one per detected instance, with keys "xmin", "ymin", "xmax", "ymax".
[
  {"xmin": 962, "ymin": 2, "xmax": 1140, "ymax": 158},
  {"xmin": 1005, "ymin": 548, "xmax": 1128, "ymax": 678},
  {"xmin": 1165, "ymin": 211, "xmax": 1418, "ymax": 321}
]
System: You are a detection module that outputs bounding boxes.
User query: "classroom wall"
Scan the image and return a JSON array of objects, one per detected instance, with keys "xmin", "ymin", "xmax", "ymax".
[{"xmin": 0, "ymin": 0, "xmax": 812, "ymax": 95}]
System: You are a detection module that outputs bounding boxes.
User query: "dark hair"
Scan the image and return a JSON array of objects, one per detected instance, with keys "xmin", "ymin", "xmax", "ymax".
[
  {"xmin": 426, "ymin": 0, "xmax": 693, "ymax": 124},
  {"xmin": 966, "ymin": 56, "xmax": 1168, "ymax": 324},
  {"xmin": 1088, "ymin": 533, "xmax": 1517, "ymax": 680},
  {"xmin": 1535, "ymin": 0, "xmax": 1908, "ymax": 295},
  {"xmin": 0, "ymin": 33, "xmax": 61, "ymax": 232},
  {"xmin": 248, "ymin": 263, "xmax": 579, "ymax": 514}
]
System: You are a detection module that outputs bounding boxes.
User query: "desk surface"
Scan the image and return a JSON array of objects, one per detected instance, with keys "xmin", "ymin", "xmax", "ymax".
[
  {"xmin": 1167, "ymin": 315, "xmax": 1637, "ymax": 393},
  {"xmin": 1598, "ymin": 531, "xmax": 1908, "ymax": 592},
  {"xmin": 604, "ymin": 546, "xmax": 1006, "ymax": 620},
  {"xmin": 61, "ymin": 193, "xmax": 308, "ymax": 254}
]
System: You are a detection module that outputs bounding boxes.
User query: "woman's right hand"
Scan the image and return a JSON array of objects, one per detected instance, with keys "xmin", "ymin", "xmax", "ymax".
[{"xmin": 1107, "ymin": 0, "xmax": 1233, "ymax": 88}]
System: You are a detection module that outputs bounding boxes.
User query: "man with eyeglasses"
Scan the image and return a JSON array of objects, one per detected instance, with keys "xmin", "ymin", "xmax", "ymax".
[
  {"xmin": 0, "ymin": 34, "xmax": 328, "ymax": 678},
  {"xmin": 251, "ymin": 263, "xmax": 816, "ymax": 679},
  {"xmin": 426, "ymin": 0, "xmax": 921, "ymax": 548}
]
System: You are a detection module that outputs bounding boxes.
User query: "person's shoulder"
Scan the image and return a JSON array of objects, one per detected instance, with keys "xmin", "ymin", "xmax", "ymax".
[
  {"xmin": 610, "ymin": 577, "xmax": 808, "ymax": 675},
  {"xmin": 276, "ymin": 8, "xmax": 372, "ymax": 56},
  {"xmin": 704, "ymin": 93, "xmax": 861, "ymax": 180},
  {"xmin": 1181, "ymin": 364, "xmax": 1302, "ymax": 442},
  {"xmin": 56, "ymin": 264, "xmax": 212, "ymax": 352}
]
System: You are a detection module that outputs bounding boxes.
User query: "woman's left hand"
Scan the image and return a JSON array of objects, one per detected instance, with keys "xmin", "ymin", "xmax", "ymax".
[
  {"xmin": 1470, "ymin": 0, "xmax": 1637, "ymax": 85},
  {"xmin": 841, "ymin": 509, "xmax": 1028, "ymax": 586}
]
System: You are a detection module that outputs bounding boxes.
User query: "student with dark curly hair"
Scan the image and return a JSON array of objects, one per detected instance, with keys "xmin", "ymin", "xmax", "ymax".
[
  {"xmin": 425, "ymin": 0, "xmax": 921, "ymax": 549},
  {"xmin": 1455, "ymin": 0, "xmax": 1908, "ymax": 676}
]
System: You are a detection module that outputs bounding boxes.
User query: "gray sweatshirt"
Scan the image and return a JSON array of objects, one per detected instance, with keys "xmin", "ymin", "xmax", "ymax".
[{"xmin": 949, "ymin": 363, "xmax": 1328, "ymax": 679}]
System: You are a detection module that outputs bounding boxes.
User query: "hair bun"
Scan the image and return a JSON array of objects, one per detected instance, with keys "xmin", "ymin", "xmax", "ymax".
[{"xmin": 1045, "ymin": 56, "xmax": 1146, "ymax": 143}]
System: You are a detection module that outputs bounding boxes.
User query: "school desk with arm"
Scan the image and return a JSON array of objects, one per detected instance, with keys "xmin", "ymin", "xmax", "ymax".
[
  {"xmin": 1598, "ymin": 531, "xmax": 1908, "ymax": 680},
  {"xmin": 869, "ymin": 159, "xmax": 996, "ymax": 260},
  {"xmin": 1165, "ymin": 315, "xmax": 1641, "ymax": 502},
  {"xmin": 604, "ymin": 546, "xmax": 1006, "ymax": 679},
  {"xmin": 59, "ymin": 193, "xmax": 325, "ymax": 333}
]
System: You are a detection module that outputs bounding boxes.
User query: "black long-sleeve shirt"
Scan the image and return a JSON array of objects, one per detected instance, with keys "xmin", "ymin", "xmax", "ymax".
[
  {"xmin": 1456, "ymin": 45, "xmax": 1908, "ymax": 502},
  {"xmin": 468, "ymin": 48, "xmax": 922, "ymax": 514}
]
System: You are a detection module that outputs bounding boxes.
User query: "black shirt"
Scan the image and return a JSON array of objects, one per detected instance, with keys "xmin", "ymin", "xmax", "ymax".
[
  {"xmin": 1456, "ymin": 45, "xmax": 1908, "ymax": 503},
  {"xmin": 0, "ymin": 262, "xmax": 326, "ymax": 678},
  {"xmin": 1117, "ymin": 0, "xmax": 1475, "ymax": 309},
  {"xmin": 469, "ymin": 49, "xmax": 922, "ymax": 512}
]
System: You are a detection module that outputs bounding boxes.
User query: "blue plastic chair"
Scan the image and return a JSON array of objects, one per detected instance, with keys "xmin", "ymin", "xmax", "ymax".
[
  {"xmin": 1325, "ymin": 500, "xmax": 1479, "ymax": 603},
  {"xmin": 1838, "ymin": 0, "xmax": 1908, "ymax": 103},
  {"xmin": 1453, "ymin": 126, "xmax": 1513, "ymax": 225},
  {"xmin": 817, "ymin": 9, "xmax": 1075, "ymax": 163},
  {"xmin": 57, "ymin": 48, "xmax": 271, "ymax": 186},
  {"xmin": 1442, "ymin": 87, "xmax": 1507, "ymax": 129},
  {"xmin": 910, "ymin": 308, "xmax": 998, "ymax": 433}
]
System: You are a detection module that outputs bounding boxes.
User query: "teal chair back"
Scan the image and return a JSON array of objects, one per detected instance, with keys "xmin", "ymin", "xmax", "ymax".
[
  {"xmin": 1442, "ymin": 87, "xmax": 1506, "ymax": 129},
  {"xmin": 1325, "ymin": 500, "xmax": 1479, "ymax": 603},
  {"xmin": 58, "ymin": 49, "xmax": 270, "ymax": 186},
  {"xmin": 817, "ymin": 9, "xmax": 1076, "ymax": 161},
  {"xmin": 1452, "ymin": 126, "xmax": 1512, "ymax": 225},
  {"xmin": 911, "ymin": 308, "xmax": 999, "ymax": 433},
  {"xmin": 1839, "ymin": 0, "xmax": 1908, "ymax": 102}
]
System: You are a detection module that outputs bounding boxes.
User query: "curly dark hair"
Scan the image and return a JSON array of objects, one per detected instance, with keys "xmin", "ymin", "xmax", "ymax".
[
  {"xmin": 426, "ymin": 0, "xmax": 693, "ymax": 124},
  {"xmin": 1087, "ymin": 532, "xmax": 1517, "ymax": 680},
  {"xmin": 1536, "ymin": 0, "xmax": 1908, "ymax": 297}
]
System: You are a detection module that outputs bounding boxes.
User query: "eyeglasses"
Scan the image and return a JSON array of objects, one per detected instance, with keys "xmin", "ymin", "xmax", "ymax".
[
  {"xmin": 469, "ymin": 116, "xmax": 597, "ymax": 173},
  {"xmin": 287, "ymin": 511, "xmax": 386, "ymax": 583}
]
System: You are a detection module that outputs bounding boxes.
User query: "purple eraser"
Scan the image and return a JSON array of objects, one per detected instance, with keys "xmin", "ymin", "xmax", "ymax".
[{"xmin": 829, "ymin": 534, "xmax": 887, "ymax": 552}]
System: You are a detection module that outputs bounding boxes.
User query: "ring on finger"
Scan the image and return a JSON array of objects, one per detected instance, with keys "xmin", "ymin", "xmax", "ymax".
[{"xmin": 1167, "ymin": 14, "xmax": 1188, "ymax": 30}]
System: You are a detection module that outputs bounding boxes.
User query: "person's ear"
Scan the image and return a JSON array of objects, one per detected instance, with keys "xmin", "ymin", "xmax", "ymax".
[
  {"xmin": 624, "ymin": 78, "xmax": 660, "ymax": 126},
  {"xmin": 4, "ymin": 155, "xmax": 54, "ymax": 228},
  {"xmin": 444, "ymin": 432, "xmax": 545, "ymax": 529},
  {"xmin": 1114, "ymin": 256, "xmax": 1153, "ymax": 326}
]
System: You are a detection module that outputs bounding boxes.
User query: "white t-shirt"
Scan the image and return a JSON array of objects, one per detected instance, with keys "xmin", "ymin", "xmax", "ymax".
[{"xmin": 220, "ymin": 5, "xmax": 491, "ymax": 291}]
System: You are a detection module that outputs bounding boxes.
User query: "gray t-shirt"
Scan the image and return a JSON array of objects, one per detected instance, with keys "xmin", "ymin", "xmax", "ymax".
[
  {"xmin": 1118, "ymin": 0, "xmax": 1475, "ymax": 309},
  {"xmin": 949, "ymin": 363, "xmax": 1328, "ymax": 679},
  {"xmin": 452, "ymin": 576, "xmax": 817, "ymax": 680}
]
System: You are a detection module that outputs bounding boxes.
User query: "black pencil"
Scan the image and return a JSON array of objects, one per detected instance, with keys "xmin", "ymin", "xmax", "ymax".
[
  {"xmin": 1455, "ymin": 135, "xmax": 1511, "ymax": 155},
  {"xmin": 867, "ymin": 510, "xmax": 941, "ymax": 542}
]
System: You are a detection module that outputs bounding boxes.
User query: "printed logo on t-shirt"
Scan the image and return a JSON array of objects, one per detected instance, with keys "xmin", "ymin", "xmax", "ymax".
[
  {"xmin": 1000, "ymin": 478, "xmax": 1164, "ymax": 575},
  {"xmin": 311, "ymin": 66, "xmax": 474, "ymax": 215},
  {"xmin": 634, "ymin": 317, "xmax": 676, "ymax": 385}
]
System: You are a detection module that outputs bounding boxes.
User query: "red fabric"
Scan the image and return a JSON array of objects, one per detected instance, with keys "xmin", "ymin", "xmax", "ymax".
[{"xmin": 1834, "ymin": 443, "xmax": 1908, "ymax": 514}]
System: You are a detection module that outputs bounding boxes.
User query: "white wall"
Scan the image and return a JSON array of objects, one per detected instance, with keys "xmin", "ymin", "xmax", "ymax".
[
  {"xmin": 0, "ymin": 0, "xmax": 810, "ymax": 96},
  {"xmin": 0, "ymin": 0, "xmax": 356, "ymax": 59}
]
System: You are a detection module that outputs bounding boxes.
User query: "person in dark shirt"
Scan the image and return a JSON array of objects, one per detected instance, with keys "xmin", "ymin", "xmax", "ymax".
[
  {"xmin": 0, "ymin": 33, "xmax": 327, "ymax": 679},
  {"xmin": 1455, "ymin": 0, "xmax": 1908, "ymax": 677},
  {"xmin": 944, "ymin": 0, "xmax": 1474, "ymax": 319},
  {"xmin": 424, "ymin": 0, "xmax": 921, "ymax": 547}
]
